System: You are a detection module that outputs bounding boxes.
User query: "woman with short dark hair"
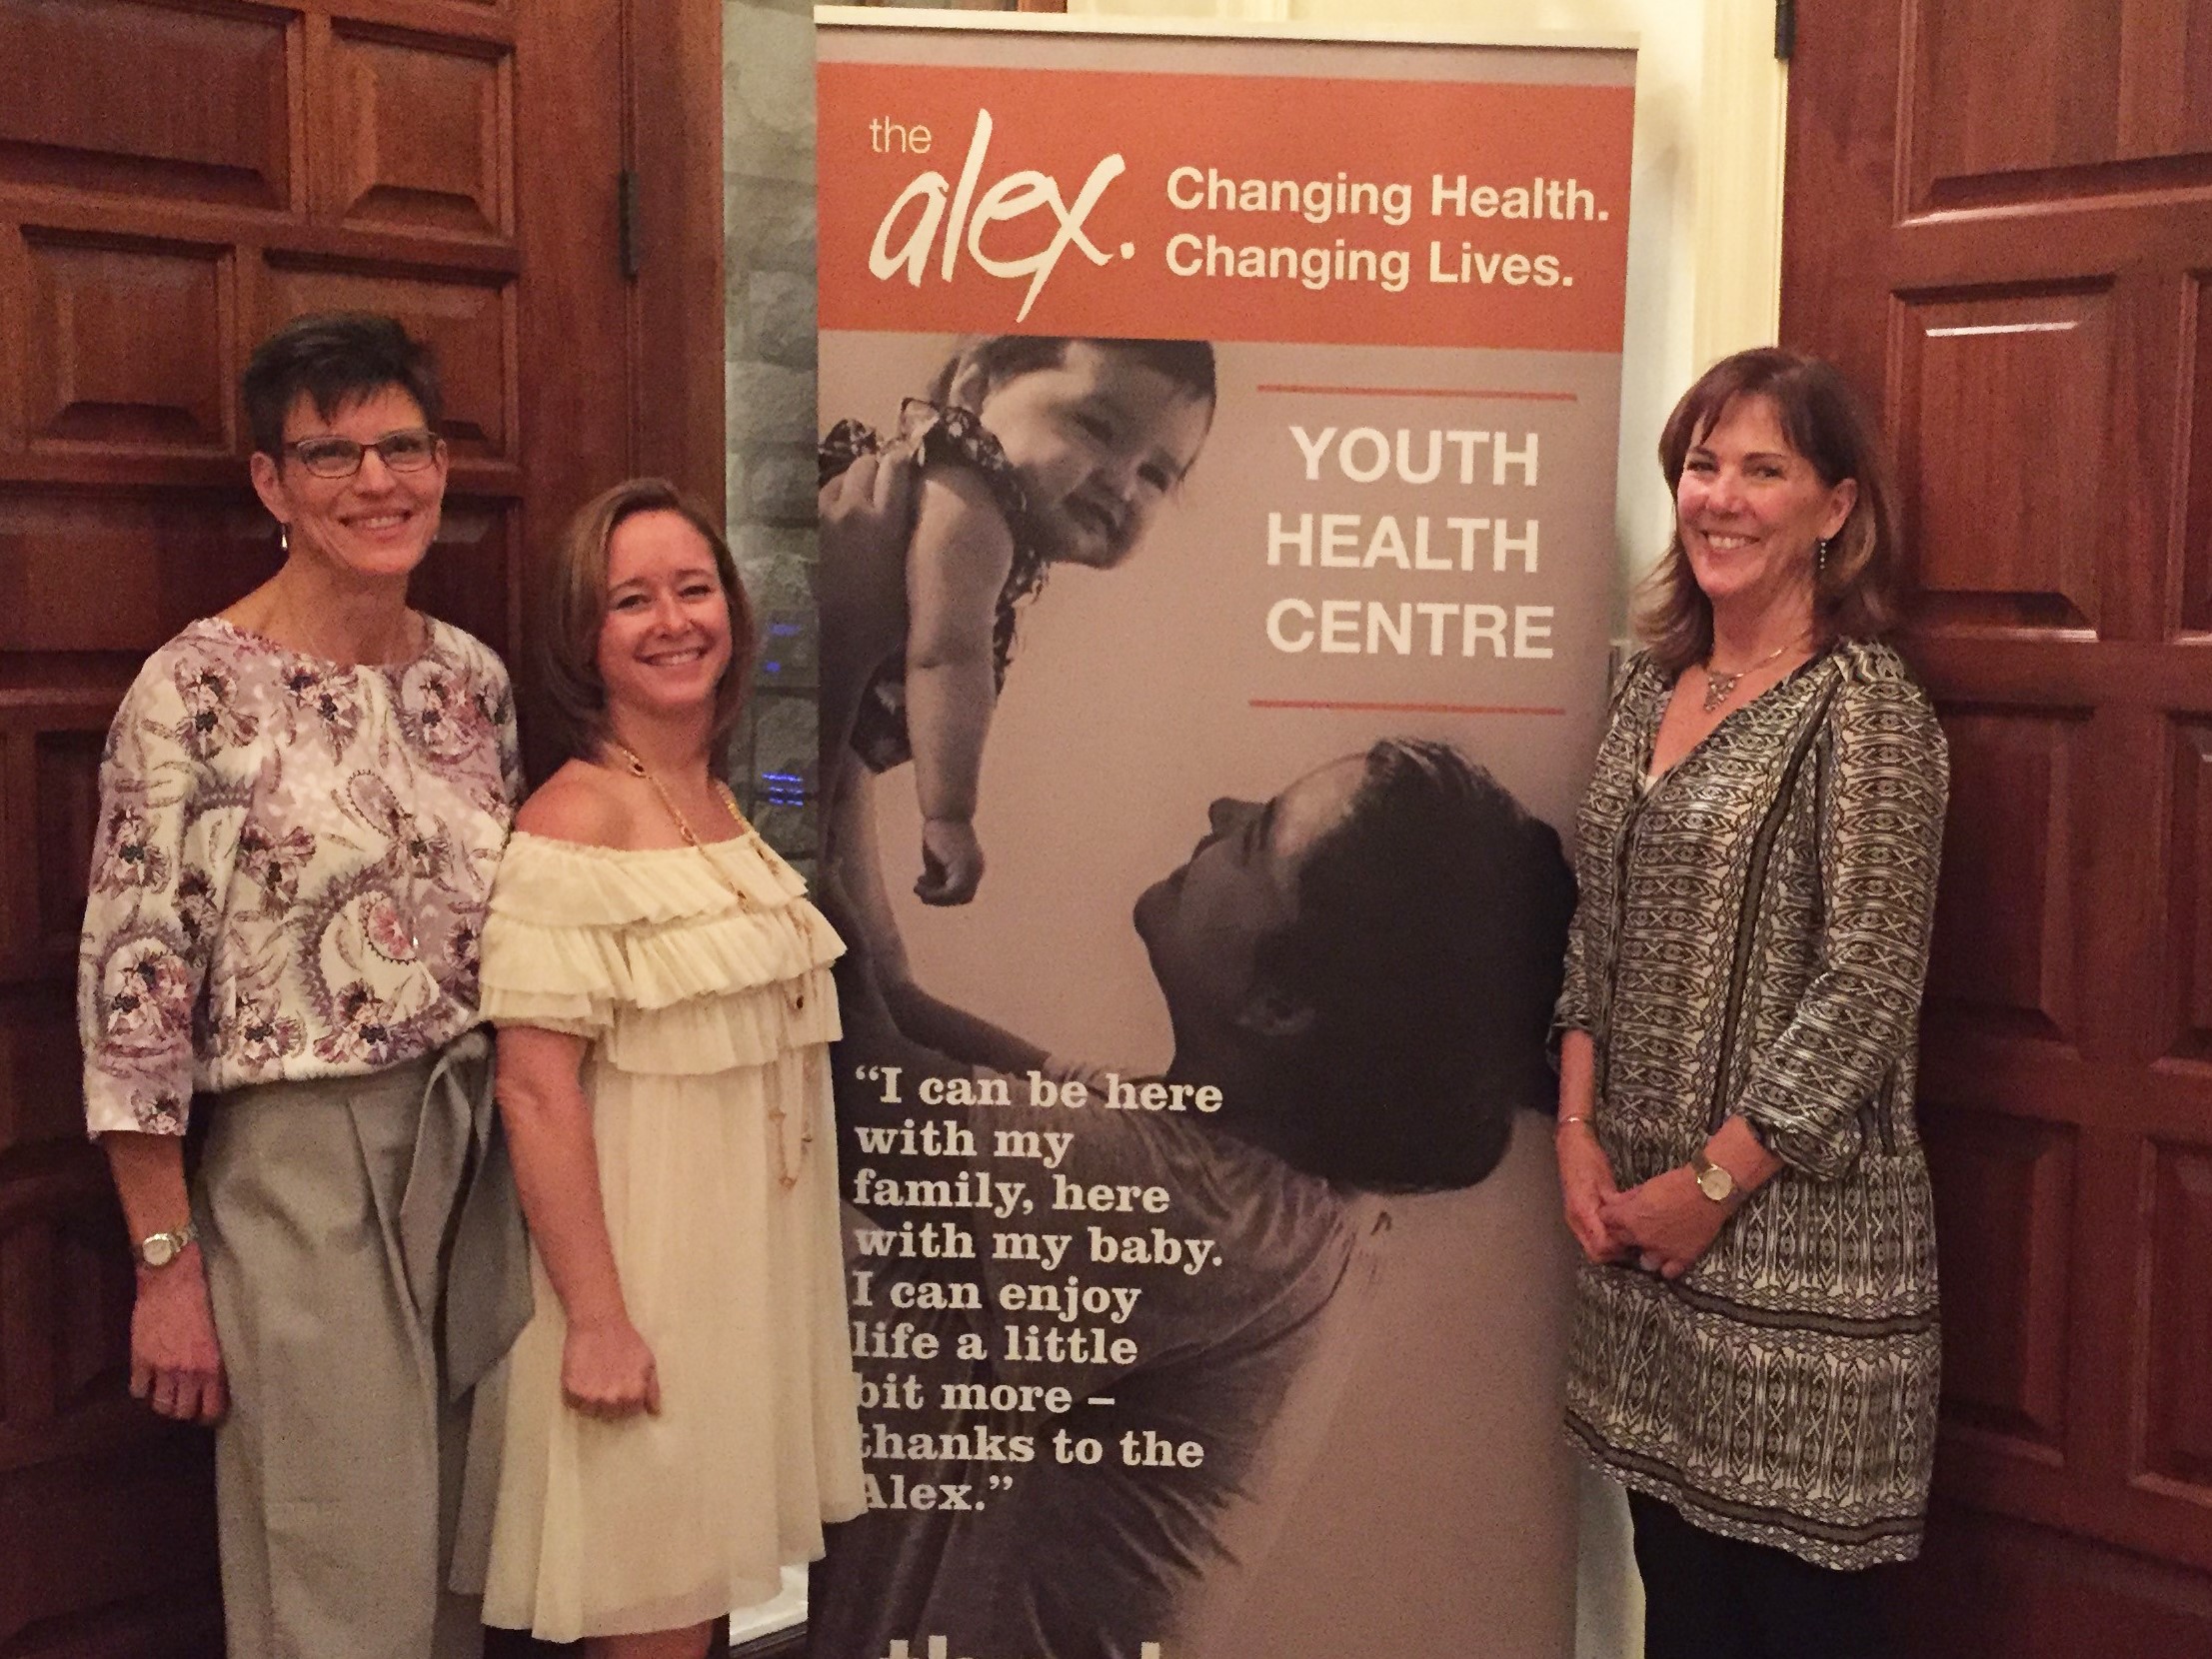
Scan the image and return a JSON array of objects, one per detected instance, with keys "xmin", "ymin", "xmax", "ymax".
[
  {"xmin": 79, "ymin": 311, "xmax": 530, "ymax": 1659},
  {"xmin": 1554, "ymin": 347, "xmax": 1946, "ymax": 1659}
]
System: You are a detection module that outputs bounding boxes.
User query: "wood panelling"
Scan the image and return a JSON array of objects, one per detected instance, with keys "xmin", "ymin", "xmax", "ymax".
[
  {"xmin": 1895, "ymin": 288, "xmax": 2110, "ymax": 633},
  {"xmin": 0, "ymin": 496, "xmax": 278, "ymax": 653},
  {"xmin": 1789, "ymin": 1, "xmax": 2212, "ymax": 1648},
  {"xmin": 2138, "ymin": 1139, "xmax": 2212, "ymax": 1496},
  {"xmin": 406, "ymin": 496, "xmax": 513, "ymax": 655},
  {"xmin": 0, "ymin": 1173, "xmax": 135, "ymax": 1432},
  {"xmin": 0, "ymin": 2, "xmax": 726, "ymax": 1650},
  {"xmin": 1910, "ymin": 0, "xmax": 2124, "ymax": 191},
  {"xmin": 32, "ymin": 728, "xmax": 103, "ymax": 961},
  {"xmin": 1927, "ymin": 709, "xmax": 2082, "ymax": 1041},
  {"xmin": 0, "ymin": 0, "xmax": 293, "ymax": 209},
  {"xmin": 325, "ymin": 24, "xmax": 510, "ymax": 239},
  {"xmin": 1923, "ymin": 1107, "xmax": 2075, "ymax": 1453},
  {"xmin": 2179, "ymin": 278, "xmax": 2212, "ymax": 637},
  {"xmin": 22, "ymin": 232, "xmax": 232, "ymax": 452},
  {"xmin": 259, "ymin": 259, "xmax": 513, "ymax": 458},
  {"xmin": 1893, "ymin": 1500, "xmax": 2212, "ymax": 1659},
  {"xmin": 0, "ymin": 987, "xmax": 88, "ymax": 1165},
  {"xmin": 2165, "ymin": 724, "xmax": 2212, "ymax": 1060},
  {"xmin": 1908, "ymin": 0, "xmax": 2212, "ymax": 211}
]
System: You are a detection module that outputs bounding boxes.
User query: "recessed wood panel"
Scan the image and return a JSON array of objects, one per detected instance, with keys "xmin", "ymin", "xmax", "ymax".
[
  {"xmin": 35, "ymin": 728, "xmax": 104, "ymax": 966},
  {"xmin": 1896, "ymin": 289, "xmax": 2111, "ymax": 633},
  {"xmin": 260, "ymin": 261, "xmax": 514, "ymax": 457},
  {"xmin": 0, "ymin": 0, "xmax": 291, "ymax": 208},
  {"xmin": 326, "ymin": 26, "xmax": 511, "ymax": 238},
  {"xmin": 1927, "ymin": 708, "xmax": 2082, "ymax": 1041},
  {"xmin": 2110, "ymin": 5, "xmax": 2212, "ymax": 164},
  {"xmin": 407, "ymin": 496, "xmax": 514, "ymax": 657},
  {"xmin": 0, "ymin": 496, "xmax": 277, "ymax": 655},
  {"xmin": 1923, "ymin": 1106, "xmax": 2076, "ymax": 1452},
  {"xmin": 2140, "ymin": 1139, "xmax": 2212, "ymax": 1494},
  {"xmin": 22, "ymin": 232, "xmax": 230, "ymax": 453},
  {"xmin": 2180, "ymin": 279, "xmax": 2212, "ymax": 636},
  {"xmin": 2165, "ymin": 724, "xmax": 2212, "ymax": 1058},
  {"xmin": 0, "ymin": 987, "xmax": 90, "ymax": 1171},
  {"xmin": 53, "ymin": 1204, "xmax": 133, "ymax": 1413},
  {"xmin": 0, "ymin": 1190, "xmax": 132, "ymax": 1427},
  {"xmin": 1909, "ymin": 0, "xmax": 2122, "ymax": 193},
  {"xmin": 1895, "ymin": 1504, "xmax": 2212, "ymax": 1659}
]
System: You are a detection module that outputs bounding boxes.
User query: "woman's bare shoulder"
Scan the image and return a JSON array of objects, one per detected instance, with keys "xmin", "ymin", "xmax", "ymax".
[{"xmin": 516, "ymin": 761, "xmax": 637, "ymax": 848}]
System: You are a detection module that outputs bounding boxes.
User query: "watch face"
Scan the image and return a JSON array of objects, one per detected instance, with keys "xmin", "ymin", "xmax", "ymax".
[
  {"xmin": 1696, "ymin": 1163, "xmax": 1733, "ymax": 1201},
  {"xmin": 141, "ymin": 1233, "xmax": 178, "ymax": 1267}
]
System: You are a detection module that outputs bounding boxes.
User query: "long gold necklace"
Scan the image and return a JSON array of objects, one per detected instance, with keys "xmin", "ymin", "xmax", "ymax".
[{"xmin": 606, "ymin": 740, "xmax": 812, "ymax": 1190}]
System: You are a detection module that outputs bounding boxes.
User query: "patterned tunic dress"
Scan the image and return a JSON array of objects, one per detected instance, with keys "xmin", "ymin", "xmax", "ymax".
[{"xmin": 1556, "ymin": 639, "xmax": 1948, "ymax": 1569}]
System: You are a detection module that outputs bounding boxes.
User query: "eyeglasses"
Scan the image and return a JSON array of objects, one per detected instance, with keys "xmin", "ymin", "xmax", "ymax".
[{"xmin": 282, "ymin": 428, "xmax": 442, "ymax": 480}]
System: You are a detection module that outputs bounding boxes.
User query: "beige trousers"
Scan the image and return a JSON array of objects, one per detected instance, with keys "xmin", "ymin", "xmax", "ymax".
[{"xmin": 196, "ymin": 1037, "xmax": 528, "ymax": 1659}]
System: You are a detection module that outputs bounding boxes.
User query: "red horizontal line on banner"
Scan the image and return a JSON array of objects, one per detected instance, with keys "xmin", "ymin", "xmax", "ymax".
[
  {"xmin": 1253, "ymin": 385, "xmax": 1580, "ymax": 401},
  {"xmin": 1251, "ymin": 699, "xmax": 1567, "ymax": 717}
]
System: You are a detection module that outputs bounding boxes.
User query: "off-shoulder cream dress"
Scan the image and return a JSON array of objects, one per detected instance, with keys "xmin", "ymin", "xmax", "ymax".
[{"xmin": 470, "ymin": 829, "xmax": 865, "ymax": 1641}]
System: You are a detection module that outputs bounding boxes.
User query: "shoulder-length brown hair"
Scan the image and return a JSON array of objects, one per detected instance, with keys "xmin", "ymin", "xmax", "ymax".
[
  {"xmin": 536, "ymin": 478, "xmax": 757, "ymax": 765},
  {"xmin": 1637, "ymin": 348, "xmax": 1903, "ymax": 679}
]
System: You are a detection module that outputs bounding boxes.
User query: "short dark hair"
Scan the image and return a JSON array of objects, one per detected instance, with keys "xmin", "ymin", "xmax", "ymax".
[
  {"xmin": 1639, "ymin": 347, "xmax": 1902, "ymax": 678},
  {"xmin": 242, "ymin": 313, "xmax": 442, "ymax": 458},
  {"xmin": 1256, "ymin": 740, "xmax": 1575, "ymax": 1193},
  {"xmin": 929, "ymin": 335, "xmax": 1217, "ymax": 412},
  {"xmin": 536, "ymin": 478, "xmax": 757, "ymax": 765}
]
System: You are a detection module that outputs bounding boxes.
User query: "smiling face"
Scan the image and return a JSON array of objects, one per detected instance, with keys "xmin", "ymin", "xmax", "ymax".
[
  {"xmin": 248, "ymin": 385, "xmax": 448, "ymax": 585},
  {"xmin": 1674, "ymin": 392, "xmax": 1857, "ymax": 626},
  {"xmin": 959, "ymin": 342, "xmax": 1213, "ymax": 571},
  {"xmin": 1133, "ymin": 754, "xmax": 1366, "ymax": 1050},
  {"xmin": 594, "ymin": 509, "xmax": 734, "ymax": 728}
]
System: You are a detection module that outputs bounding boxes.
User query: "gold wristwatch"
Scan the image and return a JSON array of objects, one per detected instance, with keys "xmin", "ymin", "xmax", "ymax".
[
  {"xmin": 1689, "ymin": 1151, "xmax": 1737, "ymax": 1205},
  {"xmin": 137, "ymin": 1219, "xmax": 198, "ymax": 1268}
]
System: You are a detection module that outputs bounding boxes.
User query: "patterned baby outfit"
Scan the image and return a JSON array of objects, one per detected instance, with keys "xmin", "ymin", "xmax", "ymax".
[{"xmin": 820, "ymin": 400, "xmax": 1040, "ymax": 773}]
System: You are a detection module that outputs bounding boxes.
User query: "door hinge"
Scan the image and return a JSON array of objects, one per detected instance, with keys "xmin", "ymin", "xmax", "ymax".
[
  {"xmin": 1775, "ymin": 0, "xmax": 1794, "ymax": 61},
  {"xmin": 618, "ymin": 170, "xmax": 643, "ymax": 278}
]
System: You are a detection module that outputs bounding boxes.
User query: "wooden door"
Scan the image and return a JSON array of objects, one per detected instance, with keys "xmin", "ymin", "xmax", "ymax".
[
  {"xmin": 1783, "ymin": 3, "xmax": 2212, "ymax": 1652},
  {"xmin": 0, "ymin": 2, "xmax": 721, "ymax": 1652}
]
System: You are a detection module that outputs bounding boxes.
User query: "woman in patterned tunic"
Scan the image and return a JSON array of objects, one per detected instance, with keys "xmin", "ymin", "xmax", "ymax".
[
  {"xmin": 1553, "ymin": 349, "xmax": 1947, "ymax": 1659},
  {"xmin": 78, "ymin": 313, "xmax": 531, "ymax": 1658}
]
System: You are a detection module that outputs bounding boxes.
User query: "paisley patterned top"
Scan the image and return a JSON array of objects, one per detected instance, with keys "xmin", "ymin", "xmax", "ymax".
[
  {"xmin": 79, "ymin": 617, "xmax": 522, "ymax": 1136},
  {"xmin": 1555, "ymin": 639, "xmax": 1948, "ymax": 1569},
  {"xmin": 819, "ymin": 400, "xmax": 1041, "ymax": 774}
]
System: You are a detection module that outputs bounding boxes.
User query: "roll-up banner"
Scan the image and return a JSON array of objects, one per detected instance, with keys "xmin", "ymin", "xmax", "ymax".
[{"xmin": 810, "ymin": 12, "xmax": 1633, "ymax": 1657}]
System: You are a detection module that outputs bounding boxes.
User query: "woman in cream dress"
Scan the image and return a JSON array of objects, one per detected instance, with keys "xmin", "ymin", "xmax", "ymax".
[{"xmin": 469, "ymin": 479, "xmax": 863, "ymax": 1655}]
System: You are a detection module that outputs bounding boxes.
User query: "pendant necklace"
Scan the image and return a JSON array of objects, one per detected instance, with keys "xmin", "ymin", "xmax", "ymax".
[
  {"xmin": 606, "ymin": 739, "xmax": 813, "ymax": 1190},
  {"xmin": 1700, "ymin": 638, "xmax": 1800, "ymax": 715}
]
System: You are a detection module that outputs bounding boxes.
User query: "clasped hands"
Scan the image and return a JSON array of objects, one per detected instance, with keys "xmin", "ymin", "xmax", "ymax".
[{"xmin": 1556, "ymin": 1123, "xmax": 1732, "ymax": 1279}]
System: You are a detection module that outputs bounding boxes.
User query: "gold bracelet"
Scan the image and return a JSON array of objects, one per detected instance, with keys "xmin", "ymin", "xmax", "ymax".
[{"xmin": 1557, "ymin": 1113, "xmax": 1592, "ymax": 1130}]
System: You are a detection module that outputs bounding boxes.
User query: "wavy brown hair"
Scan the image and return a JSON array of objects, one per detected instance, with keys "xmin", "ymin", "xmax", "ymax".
[
  {"xmin": 535, "ymin": 478, "xmax": 756, "ymax": 765},
  {"xmin": 1637, "ymin": 348, "xmax": 1902, "ymax": 679}
]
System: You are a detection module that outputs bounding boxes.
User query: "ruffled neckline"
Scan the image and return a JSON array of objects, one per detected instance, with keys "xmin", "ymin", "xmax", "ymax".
[{"xmin": 491, "ymin": 827, "xmax": 811, "ymax": 927}]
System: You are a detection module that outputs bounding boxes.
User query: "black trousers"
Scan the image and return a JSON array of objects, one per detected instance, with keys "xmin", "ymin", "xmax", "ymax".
[{"xmin": 1629, "ymin": 1491, "xmax": 1894, "ymax": 1659}]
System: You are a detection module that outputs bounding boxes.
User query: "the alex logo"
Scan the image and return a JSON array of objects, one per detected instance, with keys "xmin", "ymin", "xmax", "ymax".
[{"xmin": 869, "ymin": 110, "xmax": 1127, "ymax": 322}]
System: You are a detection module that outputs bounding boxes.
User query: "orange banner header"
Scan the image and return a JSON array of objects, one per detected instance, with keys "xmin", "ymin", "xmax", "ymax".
[{"xmin": 817, "ymin": 59, "xmax": 1634, "ymax": 352}]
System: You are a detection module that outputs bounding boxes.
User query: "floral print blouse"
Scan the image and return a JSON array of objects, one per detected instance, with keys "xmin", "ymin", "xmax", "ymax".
[{"xmin": 78, "ymin": 617, "xmax": 522, "ymax": 1136}]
